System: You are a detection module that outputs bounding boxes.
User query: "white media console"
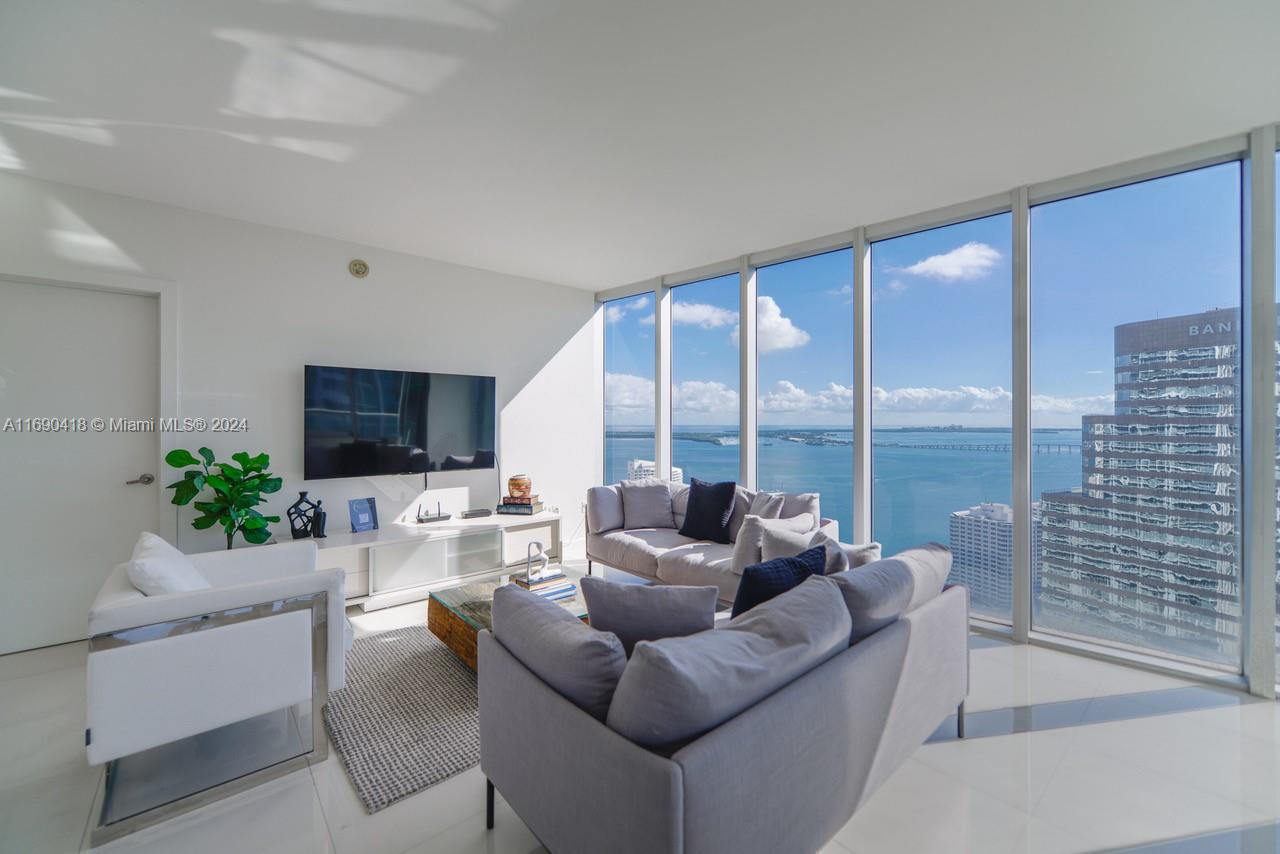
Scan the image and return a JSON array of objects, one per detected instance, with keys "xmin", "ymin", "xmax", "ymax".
[{"xmin": 313, "ymin": 511, "xmax": 561, "ymax": 610}]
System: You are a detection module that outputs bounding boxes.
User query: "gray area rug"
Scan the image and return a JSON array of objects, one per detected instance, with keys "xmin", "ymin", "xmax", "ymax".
[{"xmin": 323, "ymin": 624, "xmax": 479, "ymax": 813}]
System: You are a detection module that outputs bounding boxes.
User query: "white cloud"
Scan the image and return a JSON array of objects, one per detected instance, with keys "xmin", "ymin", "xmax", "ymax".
[
  {"xmin": 611, "ymin": 371, "xmax": 1111, "ymax": 427},
  {"xmin": 1031, "ymin": 392, "xmax": 1114, "ymax": 419},
  {"xmin": 900, "ymin": 241, "xmax": 1001, "ymax": 281},
  {"xmin": 605, "ymin": 294, "xmax": 650, "ymax": 324},
  {"xmin": 605, "ymin": 372, "xmax": 739, "ymax": 419},
  {"xmin": 873, "ymin": 279, "xmax": 908, "ymax": 301},
  {"xmin": 759, "ymin": 380, "xmax": 853, "ymax": 413},
  {"xmin": 604, "ymin": 372, "xmax": 654, "ymax": 414},
  {"xmin": 868, "ymin": 384, "xmax": 1112, "ymax": 419},
  {"xmin": 732, "ymin": 295, "xmax": 810, "ymax": 353},
  {"xmin": 674, "ymin": 380, "xmax": 738, "ymax": 414},
  {"xmin": 826, "ymin": 283, "xmax": 853, "ymax": 304},
  {"xmin": 872, "ymin": 385, "xmax": 1012, "ymax": 413},
  {"xmin": 673, "ymin": 301, "xmax": 738, "ymax": 329}
]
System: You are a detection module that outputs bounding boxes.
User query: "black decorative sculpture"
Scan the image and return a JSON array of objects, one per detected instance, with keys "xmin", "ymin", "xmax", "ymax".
[
  {"xmin": 311, "ymin": 500, "xmax": 327, "ymax": 539},
  {"xmin": 287, "ymin": 491, "xmax": 318, "ymax": 539}
]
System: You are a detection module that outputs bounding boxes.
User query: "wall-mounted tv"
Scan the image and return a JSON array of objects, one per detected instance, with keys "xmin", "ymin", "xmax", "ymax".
[{"xmin": 304, "ymin": 365, "xmax": 496, "ymax": 480}]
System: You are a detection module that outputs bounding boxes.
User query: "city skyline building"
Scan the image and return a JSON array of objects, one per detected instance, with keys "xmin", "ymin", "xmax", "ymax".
[
  {"xmin": 948, "ymin": 501, "xmax": 1042, "ymax": 617},
  {"xmin": 627, "ymin": 459, "xmax": 684, "ymax": 483},
  {"xmin": 1037, "ymin": 307, "xmax": 1246, "ymax": 664}
]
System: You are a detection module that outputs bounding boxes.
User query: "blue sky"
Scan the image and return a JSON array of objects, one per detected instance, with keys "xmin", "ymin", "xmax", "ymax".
[{"xmin": 606, "ymin": 161, "xmax": 1243, "ymax": 429}]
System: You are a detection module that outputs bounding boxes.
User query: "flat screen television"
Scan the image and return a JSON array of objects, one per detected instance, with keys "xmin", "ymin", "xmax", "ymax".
[{"xmin": 304, "ymin": 365, "xmax": 496, "ymax": 480}]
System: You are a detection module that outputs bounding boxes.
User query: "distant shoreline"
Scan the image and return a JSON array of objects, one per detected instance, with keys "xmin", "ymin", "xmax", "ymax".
[
  {"xmin": 606, "ymin": 426, "xmax": 1083, "ymax": 437},
  {"xmin": 605, "ymin": 425, "xmax": 1081, "ymax": 449}
]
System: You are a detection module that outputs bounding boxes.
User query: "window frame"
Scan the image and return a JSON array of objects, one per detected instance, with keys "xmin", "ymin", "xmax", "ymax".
[{"xmin": 594, "ymin": 124, "xmax": 1278, "ymax": 697}]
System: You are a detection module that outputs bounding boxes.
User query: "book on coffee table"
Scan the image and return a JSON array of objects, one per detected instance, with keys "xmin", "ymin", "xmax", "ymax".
[
  {"xmin": 511, "ymin": 569, "xmax": 567, "ymax": 591},
  {"xmin": 535, "ymin": 584, "xmax": 577, "ymax": 602}
]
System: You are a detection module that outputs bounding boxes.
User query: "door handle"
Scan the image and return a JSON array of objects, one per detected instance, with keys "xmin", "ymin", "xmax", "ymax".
[{"xmin": 126, "ymin": 474, "xmax": 155, "ymax": 486}]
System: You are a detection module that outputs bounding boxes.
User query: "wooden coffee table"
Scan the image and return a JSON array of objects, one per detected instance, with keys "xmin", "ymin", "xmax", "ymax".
[{"xmin": 427, "ymin": 567, "xmax": 587, "ymax": 671}]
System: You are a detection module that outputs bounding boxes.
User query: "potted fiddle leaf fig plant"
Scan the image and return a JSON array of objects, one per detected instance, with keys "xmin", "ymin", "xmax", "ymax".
[{"xmin": 165, "ymin": 448, "xmax": 283, "ymax": 549}]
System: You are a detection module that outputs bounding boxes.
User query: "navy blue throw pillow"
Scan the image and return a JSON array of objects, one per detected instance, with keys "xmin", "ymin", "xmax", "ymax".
[
  {"xmin": 731, "ymin": 546, "xmax": 827, "ymax": 617},
  {"xmin": 678, "ymin": 478, "xmax": 738, "ymax": 544}
]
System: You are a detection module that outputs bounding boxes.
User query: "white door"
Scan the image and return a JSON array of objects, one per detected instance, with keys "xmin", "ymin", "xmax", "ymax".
[{"xmin": 0, "ymin": 279, "xmax": 159, "ymax": 653}]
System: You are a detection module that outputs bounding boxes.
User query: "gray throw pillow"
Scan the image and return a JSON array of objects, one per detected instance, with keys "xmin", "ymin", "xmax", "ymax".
[
  {"xmin": 827, "ymin": 542, "xmax": 952, "ymax": 643},
  {"xmin": 586, "ymin": 485, "xmax": 624, "ymax": 534},
  {"xmin": 580, "ymin": 576, "xmax": 718, "ymax": 655},
  {"xmin": 731, "ymin": 513, "xmax": 819, "ymax": 575},
  {"xmin": 827, "ymin": 561, "xmax": 915, "ymax": 643},
  {"xmin": 808, "ymin": 530, "xmax": 850, "ymax": 574},
  {"xmin": 491, "ymin": 584, "xmax": 627, "ymax": 720},
  {"xmin": 894, "ymin": 542, "xmax": 953, "ymax": 611},
  {"xmin": 668, "ymin": 482, "xmax": 690, "ymax": 529},
  {"xmin": 619, "ymin": 479, "xmax": 676, "ymax": 529},
  {"xmin": 842, "ymin": 541, "xmax": 883, "ymax": 568},
  {"xmin": 606, "ymin": 576, "xmax": 851, "ymax": 748}
]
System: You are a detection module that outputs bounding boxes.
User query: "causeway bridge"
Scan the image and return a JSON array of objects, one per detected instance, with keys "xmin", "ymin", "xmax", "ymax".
[{"xmin": 873, "ymin": 442, "xmax": 1078, "ymax": 454}]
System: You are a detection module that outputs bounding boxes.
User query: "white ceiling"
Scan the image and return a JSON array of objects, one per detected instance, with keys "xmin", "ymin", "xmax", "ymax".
[{"xmin": 1, "ymin": 1, "xmax": 1278, "ymax": 290}]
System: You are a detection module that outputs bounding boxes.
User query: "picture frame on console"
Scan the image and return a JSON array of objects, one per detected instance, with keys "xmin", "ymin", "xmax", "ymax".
[{"xmin": 348, "ymin": 497, "xmax": 379, "ymax": 533}]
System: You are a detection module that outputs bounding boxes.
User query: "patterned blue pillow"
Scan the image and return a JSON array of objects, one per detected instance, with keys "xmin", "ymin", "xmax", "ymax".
[{"xmin": 731, "ymin": 546, "xmax": 827, "ymax": 617}]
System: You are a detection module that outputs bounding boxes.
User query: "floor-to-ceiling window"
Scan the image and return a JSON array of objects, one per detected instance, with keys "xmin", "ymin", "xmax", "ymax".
[
  {"xmin": 755, "ymin": 249, "xmax": 854, "ymax": 537},
  {"xmin": 671, "ymin": 273, "xmax": 741, "ymax": 483},
  {"xmin": 597, "ymin": 128, "xmax": 1278, "ymax": 680},
  {"xmin": 603, "ymin": 292, "xmax": 655, "ymax": 483},
  {"xmin": 870, "ymin": 214, "xmax": 1015, "ymax": 620},
  {"xmin": 1030, "ymin": 162, "xmax": 1243, "ymax": 667}
]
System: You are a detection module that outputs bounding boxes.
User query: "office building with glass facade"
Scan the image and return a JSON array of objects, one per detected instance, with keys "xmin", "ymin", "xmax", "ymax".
[{"xmin": 1038, "ymin": 308, "xmax": 1245, "ymax": 662}]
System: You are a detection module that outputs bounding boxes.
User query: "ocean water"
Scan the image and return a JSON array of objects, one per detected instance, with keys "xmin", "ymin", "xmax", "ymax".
[{"xmin": 605, "ymin": 427, "xmax": 1082, "ymax": 556}]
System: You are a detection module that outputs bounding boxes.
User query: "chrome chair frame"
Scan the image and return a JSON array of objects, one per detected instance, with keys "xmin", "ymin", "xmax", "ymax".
[{"xmin": 86, "ymin": 591, "xmax": 329, "ymax": 846}]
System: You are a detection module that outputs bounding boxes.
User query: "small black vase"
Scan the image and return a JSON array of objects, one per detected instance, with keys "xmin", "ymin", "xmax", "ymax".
[
  {"xmin": 287, "ymin": 491, "xmax": 318, "ymax": 539},
  {"xmin": 311, "ymin": 500, "xmax": 328, "ymax": 539}
]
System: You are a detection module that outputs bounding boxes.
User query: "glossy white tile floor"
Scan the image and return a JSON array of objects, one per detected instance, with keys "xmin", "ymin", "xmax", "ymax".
[{"xmin": 4, "ymin": 602, "xmax": 1279, "ymax": 854}]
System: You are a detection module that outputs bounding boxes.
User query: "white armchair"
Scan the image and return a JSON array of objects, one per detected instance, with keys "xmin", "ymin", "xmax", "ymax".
[{"xmin": 85, "ymin": 539, "xmax": 347, "ymax": 843}]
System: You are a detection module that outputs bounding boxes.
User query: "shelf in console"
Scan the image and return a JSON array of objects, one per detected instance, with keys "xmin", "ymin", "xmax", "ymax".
[
  {"xmin": 312, "ymin": 511, "xmax": 562, "ymax": 608},
  {"xmin": 313, "ymin": 510, "xmax": 561, "ymax": 551}
]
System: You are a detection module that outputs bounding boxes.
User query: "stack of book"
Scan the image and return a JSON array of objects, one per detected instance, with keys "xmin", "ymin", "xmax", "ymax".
[
  {"xmin": 497, "ymin": 494, "xmax": 544, "ymax": 515},
  {"xmin": 512, "ymin": 569, "xmax": 576, "ymax": 602}
]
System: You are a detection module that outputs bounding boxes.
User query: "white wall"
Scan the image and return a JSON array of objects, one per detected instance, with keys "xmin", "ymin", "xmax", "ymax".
[{"xmin": 0, "ymin": 171, "xmax": 601, "ymax": 646}]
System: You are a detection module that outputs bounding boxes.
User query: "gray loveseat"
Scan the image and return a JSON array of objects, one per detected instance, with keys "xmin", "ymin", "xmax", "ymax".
[
  {"xmin": 478, "ymin": 545, "xmax": 969, "ymax": 854},
  {"xmin": 586, "ymin": 480, "xmax": 837, "ymax": 602}
]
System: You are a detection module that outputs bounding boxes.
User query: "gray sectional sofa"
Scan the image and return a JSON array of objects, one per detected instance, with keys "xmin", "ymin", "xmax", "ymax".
[
  {"xmin": 585, "ymin": 480, "xmax": 837, "ymax": 602},
  {"xmin": 478, "ymin": 544, "xmax": 969, "ymax": 854}
]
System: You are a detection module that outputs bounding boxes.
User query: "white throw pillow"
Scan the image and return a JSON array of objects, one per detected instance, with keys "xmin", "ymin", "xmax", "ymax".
[
  {"xmin": 780, "ymin": 493, "xmax": 821, "ymax": 526},
  {"xmin": 749, "ymin": 491, "xmax": 784, "ymax": 519},
  {"xmin": 761, "ymin": 529, "xmax": 881, "ymax": 576},
  {"xmin": 727, "ymin": 490, "xmax": 787, "ymax": 542},
  {"xmin": 730, "ymin": 513, "xmax": 817, "ymax": 575},
  {"xmin": 125, "ymin": 532, "xmax": 210, "ymax": 596}
]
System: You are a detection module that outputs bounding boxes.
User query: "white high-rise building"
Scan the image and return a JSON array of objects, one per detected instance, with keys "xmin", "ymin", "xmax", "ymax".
[
  {"xmin": 626, "ymin": 459, "xmax": 684, "ymax": 483},
  {"xmin": 948, "ymin": 502, "xmax": 1042, "ymax": 615}
]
